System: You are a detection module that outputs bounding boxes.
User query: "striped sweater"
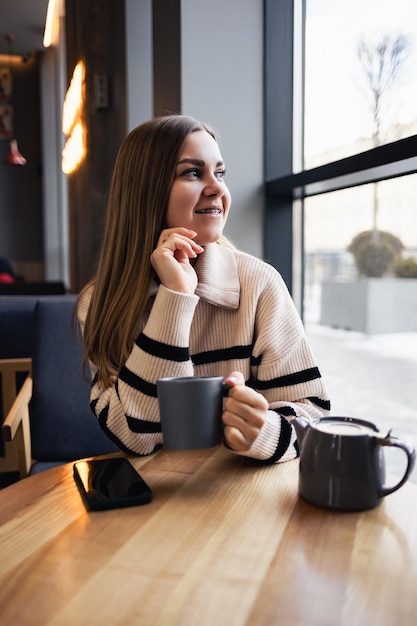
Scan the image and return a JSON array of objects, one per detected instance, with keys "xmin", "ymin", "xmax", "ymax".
[{"xmin": 77, "ymin": 243, "xmax": 330, "ymax": 464}]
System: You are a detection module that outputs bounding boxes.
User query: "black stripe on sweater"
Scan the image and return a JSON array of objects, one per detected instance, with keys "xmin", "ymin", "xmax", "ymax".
[
  {"xmin": 256, "ymin": 414, "xmax": 293, "ymax": 465},
  {"xmin": 192, "ymin": 344, "xmax": 253, "ymax": 366},
  {"xmin": 136, "ymin": 333, "xmax": 189, "ymax": 362},
  {"xmin": 277, "ymin": 405, "xmax": 297, "ymax": 417},
  {"xmin": 119, "ymin": 366, "xmax": 158, "ymax": 397},
  {"xmin": 308, "ymin": 396, "xmax": 331, "ymax": 411},
  {"xmin": 126, "ymin": 415, "xmax": 162, "ymax": 434},
  {"xmin": 92, "ymin": 402, "xmax": 140, "ymax": 456},
  {"xmin": 255, "ymin": 366, "xmax": 322, "ymax": 390}
]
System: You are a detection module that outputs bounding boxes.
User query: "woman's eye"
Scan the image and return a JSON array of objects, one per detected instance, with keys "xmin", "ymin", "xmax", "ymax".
[
  {"xmin": 180, "ymin": 167, "xmax": 226, "ymax": 180},
  {"xmin": 183, "ymin": 168, "xmax": 200, "ymax": 177}
]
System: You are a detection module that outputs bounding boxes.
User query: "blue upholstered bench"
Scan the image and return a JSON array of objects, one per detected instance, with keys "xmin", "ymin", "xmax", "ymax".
[{"xmin": 1, "ymin": 296, "xmax": 118, "ymax": 481}]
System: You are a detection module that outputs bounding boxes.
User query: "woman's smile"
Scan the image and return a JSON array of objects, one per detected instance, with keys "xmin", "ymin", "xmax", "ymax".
[{"xmin": 194, "ymin": 207, "xmax": 223, "ymax": 215}]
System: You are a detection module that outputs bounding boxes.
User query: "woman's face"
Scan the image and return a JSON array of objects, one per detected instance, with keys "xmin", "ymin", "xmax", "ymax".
[{"xmin": 165, "ymin": 130, "xmax": 231, "ymax": 246}]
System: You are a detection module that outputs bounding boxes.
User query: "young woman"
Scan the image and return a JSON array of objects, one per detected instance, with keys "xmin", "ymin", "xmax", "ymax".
[{"xmin": 78, "ymin": 115, "xmax": 330, "ymax": 463}]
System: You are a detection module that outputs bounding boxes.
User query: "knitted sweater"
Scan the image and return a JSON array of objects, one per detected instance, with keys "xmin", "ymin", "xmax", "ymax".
[{"xmin": 77, "ymin": 243, "xmax": 330, "ymax": 464}]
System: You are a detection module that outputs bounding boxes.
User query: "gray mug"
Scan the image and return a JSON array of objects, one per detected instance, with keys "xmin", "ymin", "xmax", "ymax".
[
  {"xmin": 156, "ymin": 376, "xmax": 230, "ymax": 449},
  {"xmin": 293, "ymin": 416, "xmax": 416, "ymax": 511}
]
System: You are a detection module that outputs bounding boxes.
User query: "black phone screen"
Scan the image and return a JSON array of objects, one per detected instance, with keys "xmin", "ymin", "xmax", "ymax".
[{"xmin": 73, "ymin": 457, "xmax": 153, "ymax": 510}]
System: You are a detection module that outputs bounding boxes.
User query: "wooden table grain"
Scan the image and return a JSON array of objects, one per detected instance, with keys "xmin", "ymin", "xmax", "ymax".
[{"xmin": 0, "ymin": 446, "xmax": 416, "ymax": 625}]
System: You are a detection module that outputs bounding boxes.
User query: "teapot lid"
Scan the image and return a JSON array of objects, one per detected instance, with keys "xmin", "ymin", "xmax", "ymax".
[{"xmin": 312, "ymin": 417, "xmax": 378, "ymax": 436}]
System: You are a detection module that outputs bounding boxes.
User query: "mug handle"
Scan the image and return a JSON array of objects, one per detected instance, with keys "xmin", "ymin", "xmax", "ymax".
[
  {"xmin": 222, "ymin": 383, "xmax": 232, "ymax": 397},
  {"xmin": 377, "ymin": 435, "xmax": 416, "ymax": 497}
]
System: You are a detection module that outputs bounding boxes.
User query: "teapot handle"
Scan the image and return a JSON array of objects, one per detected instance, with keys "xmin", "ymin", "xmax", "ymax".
[{"xmin": 377, "ymin": 436, "xmax": 416, "ymax": 497}]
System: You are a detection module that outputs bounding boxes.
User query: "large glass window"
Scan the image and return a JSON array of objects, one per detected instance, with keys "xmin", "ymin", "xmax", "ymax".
[
  {"xmin": 304, "ymin": 0, "xmax": 417, "ymax": 168},
  {"xmin": 304, "ymin": 174, "xmax": 417, "ymax": 296},
  {"xmin": 304, "ymin": 177, "xmax": 417, "ymax": 477},
  {"xmin": 265, "ymin": 0, "xmax": 417, "ymax": 482}
]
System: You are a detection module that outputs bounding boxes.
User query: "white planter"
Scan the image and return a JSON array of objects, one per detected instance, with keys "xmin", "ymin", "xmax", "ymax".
[{"xmin": 320, "ymin": 279, "xmax": 417, "ymax": 334}]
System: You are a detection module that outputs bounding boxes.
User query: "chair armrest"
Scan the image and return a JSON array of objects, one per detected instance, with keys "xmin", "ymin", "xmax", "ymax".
[
  {"xmin": 2, "ymin": 376, "xmax": 33, "ymax": 477},
  {"xmin": 2, "ymin": 376, "xmax": 32, "ymax": 441},
  {"xmin": 0, "ymin": 357, "xmax": 32, "ymax": 417}
]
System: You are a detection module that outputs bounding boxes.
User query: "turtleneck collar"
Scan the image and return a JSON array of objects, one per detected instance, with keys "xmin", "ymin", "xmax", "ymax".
[
  {"xmin": 150, "ymin": 243, "xmax": 240, "ymax": 309},
  {"xmin": 194, "ymin": 243, "xmax": 240, "ymax": 308}
]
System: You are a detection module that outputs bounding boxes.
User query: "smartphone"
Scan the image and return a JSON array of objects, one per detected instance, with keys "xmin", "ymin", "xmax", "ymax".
[{"xmin": 73, "ymin": 457, "xmax": 153, "ymax": 511}]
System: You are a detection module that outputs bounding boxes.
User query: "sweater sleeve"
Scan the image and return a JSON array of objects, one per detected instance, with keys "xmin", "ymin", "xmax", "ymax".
[
  {"xmin": 78, "ymin": 285, "xmax": 199, "ymax": 455},
  {"xmin": 231, "ymin": 265, "xmax": 330, "ymax": 464}
]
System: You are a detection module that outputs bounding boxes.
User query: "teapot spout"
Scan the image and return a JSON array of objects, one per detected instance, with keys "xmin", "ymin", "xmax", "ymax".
[{"xmin": 292, "ymin": 416, "xmax": 310, "ymax": 450}]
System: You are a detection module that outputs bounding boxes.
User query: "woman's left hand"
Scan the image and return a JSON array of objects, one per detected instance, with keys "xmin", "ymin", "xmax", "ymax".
[{"xmin": 222, "ymin": 371, "xmax": 268, "ymax": 451}]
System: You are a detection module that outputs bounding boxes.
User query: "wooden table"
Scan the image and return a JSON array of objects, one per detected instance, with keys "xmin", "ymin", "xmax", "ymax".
[{"xmin": 0, "ymin": 446, "xmax": 416, "ymax": 625}]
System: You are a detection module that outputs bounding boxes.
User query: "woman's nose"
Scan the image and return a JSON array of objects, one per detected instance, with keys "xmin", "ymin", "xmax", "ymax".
[{"xmin": 203, "ymin": 176, "xmax": 224, "ymax": 197}]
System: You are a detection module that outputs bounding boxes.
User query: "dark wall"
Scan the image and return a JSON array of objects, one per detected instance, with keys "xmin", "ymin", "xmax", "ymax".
[
  {"xmin": 65, "ymin": 0, "xmax": 127, "ymax": 292},
  {"xmin": 0, "ymin": 54, "xmax": 43, "ymax": 278},
  {"xmin": 153, "ymin": 0, "xmax": 181, "ymax": 116}
]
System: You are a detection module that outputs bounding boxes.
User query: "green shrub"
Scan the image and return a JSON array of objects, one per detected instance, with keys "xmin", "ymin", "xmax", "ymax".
[
  {"xmin": 348, "ymin": 230, "xmax": 403, "ymax": 277},
  {"xmin": 394, "ymin": 256, "xmax": 417, "ymax": 278}
]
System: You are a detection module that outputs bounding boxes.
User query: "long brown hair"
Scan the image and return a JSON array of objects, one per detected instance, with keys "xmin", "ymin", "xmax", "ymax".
[{"xmin": 80, "ymin": 115, "xmax": 221, "ymax": 388}]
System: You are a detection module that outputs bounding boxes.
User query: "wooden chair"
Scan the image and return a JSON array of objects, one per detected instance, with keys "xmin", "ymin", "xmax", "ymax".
[
  {"xmin": 2, "ymin": 297, "xmax": 118, "ymax": 478},
  {"xmin": 0, "ymin": 295, "xmax": 37, "ymax": 480},
  {"xmin": 0, "ymin": 358, "xmax": 32, "ymax": 478}
]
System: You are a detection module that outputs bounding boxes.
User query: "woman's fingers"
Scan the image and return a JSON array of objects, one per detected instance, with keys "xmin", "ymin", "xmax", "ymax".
[
  {"xmin": 158, "ymin": 227, "xmax": 197, "ymax": 244},
  {"xmin": 222, "ymin": 373, "xmax": 268, "ymax": 451},
  {"xmin": 154, "ymin": 230, "xmax": 204, "ymax": 266},
  {"xmin": 223, "ymin": 425, "xmax": 253, "ymax": 451},
  {"xmin": 158, "ymin": 228, "xmax": 204, "ymax": 255}
]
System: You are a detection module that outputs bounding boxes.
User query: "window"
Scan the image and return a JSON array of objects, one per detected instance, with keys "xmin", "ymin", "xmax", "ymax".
[
  {"xmin": 265, "ymin": 0, "xmax": 417, "ymax": 481},
  {"xmin": 305, "ymin": 0, "xmax": 417, "ymax": 168}
]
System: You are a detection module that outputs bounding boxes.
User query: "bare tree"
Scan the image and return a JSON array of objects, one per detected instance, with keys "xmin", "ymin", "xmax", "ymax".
[
  {"xmin": 357, "ymin": 33, "xmax": 410, "ymax": 147},
  {"xmin": 357, "ymin": 33, "xmax": 410, "ymax": 230}
]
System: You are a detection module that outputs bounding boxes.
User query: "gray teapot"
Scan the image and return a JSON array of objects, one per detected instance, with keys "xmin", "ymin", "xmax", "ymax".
[{"xmin": 293, "ymin": 416, "xmax": 416, "ymax": 511}]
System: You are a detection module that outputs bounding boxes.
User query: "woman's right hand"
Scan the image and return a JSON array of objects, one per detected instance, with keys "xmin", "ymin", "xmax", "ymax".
[{"xmin": 150, "ymin": 228, "xmax": 204, "ymax": 294}]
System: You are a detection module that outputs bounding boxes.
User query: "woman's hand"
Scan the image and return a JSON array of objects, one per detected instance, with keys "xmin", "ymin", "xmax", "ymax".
[
  {"xmin": 222, "ymin": 371, "xmax": 268, "ymax": 451},
  {"xmin": 150, "ymin": 228, "xmax": 204, "ymax": 294}
]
